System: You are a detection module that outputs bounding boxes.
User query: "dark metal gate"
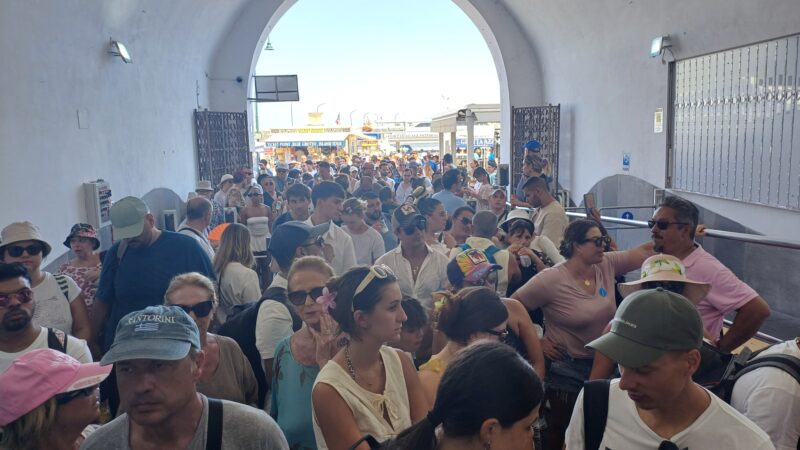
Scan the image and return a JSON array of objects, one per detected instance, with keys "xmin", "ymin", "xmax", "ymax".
[
  {"xmin": 511, "ymin": 105, "xmax": 561, "ymax": 194},
  {"xmin": 194, "ymin": 110, "xmax": 250, "ymax": 185}
]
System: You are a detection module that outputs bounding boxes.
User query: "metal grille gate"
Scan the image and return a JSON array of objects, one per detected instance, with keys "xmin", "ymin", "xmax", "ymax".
[
  {"xmin": 194, "ymin": 110, "xmax": 250, "ymax": 185},
  {"xmin": 670, "ymin": 34, "xmax": 800, "ymax": 210},
  {"xmin": 511, "ymin": 105, "xmax": 561, "ymax": 193}
]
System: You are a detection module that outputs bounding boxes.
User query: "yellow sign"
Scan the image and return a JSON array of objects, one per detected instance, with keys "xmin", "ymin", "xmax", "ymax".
[{"xmin": 270, "ymin": 127, "xmax": 351, "ymax": 134}]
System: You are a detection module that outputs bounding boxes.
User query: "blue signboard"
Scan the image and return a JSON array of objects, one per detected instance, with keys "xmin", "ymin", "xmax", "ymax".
[{"xmin": 622, "ymin": 211, "xmax": 634, "ymax": 220}]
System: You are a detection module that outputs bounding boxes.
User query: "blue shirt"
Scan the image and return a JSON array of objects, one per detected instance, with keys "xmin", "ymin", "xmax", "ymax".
[
  {"xmin": 271, "ymin": 336, "xmax": 320, "ymax": 450},
  {"xmin": 432, "ymin": 190, "xmax": 468, "ymax": 216},
  {"xmin": 96, "ymin": 231, "xmax": 215, "ymax": 350},
  {"xmin": 515, "ymin": 175, "xmax": 529, "ymax": 202},
  {"xmin": 272, "ymin": 211, "xmax": 295, "ymax": 230}
]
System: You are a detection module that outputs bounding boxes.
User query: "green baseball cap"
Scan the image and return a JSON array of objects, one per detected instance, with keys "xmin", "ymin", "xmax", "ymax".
[
  {"xmin": 110, "ymin": 196, "xmax": 149, "ymax": 240},
  {"xmin": 100, "ymin": 305, "xmax": 201, "ymax": 365},
  {"xmin": 587, "ymin": 288, "xmax": 703, "ymax": 368}
]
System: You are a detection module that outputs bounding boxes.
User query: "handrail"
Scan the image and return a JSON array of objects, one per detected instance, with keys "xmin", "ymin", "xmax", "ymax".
[{"xmin": 565, "ymin": 211, "xmax": 800, "ymax": 251}]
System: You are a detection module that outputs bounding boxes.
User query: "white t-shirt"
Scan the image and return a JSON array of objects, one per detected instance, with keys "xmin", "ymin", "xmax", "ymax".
[
  {"xmin": 376, "ymin": 244, "xmax": 449, "ymax": 309},
  {"xmin": 530, "ymin": 235, "xmax": 565, "ymax": 265},
  {"xmin": 217, "ymin": 262, "xmax": 261, "ymax": 324},
  {"xmin": 178, "ymin": 226, "xmax": 215, "ymax": 262},
  {"xmin": 255, "ymin": 275, "xmax": 293, "ymax": 360},
  {"xmin": 0, "ymin": 327, "xmax": 92, "ymax": 372},
  {"xmin": 565, "ymin": 379, "xmax": 774, "ymax": 450},
  {"xmin": 343, "ymin": 225, "xmax": 386, "ymax": 265},
  {"xmin": 731, "ymin": 339, "xmax": 800, "ymax": 450},
  {"xmin": 531, "ymin": 200, "xmax": 568, "ymax": 249},
  {"xmin": 31, "ymin": 272, "xmax": 81, "ymax": 334},
  {"xmin": 304, "ymin": 218, "xmax": 357, "ymax": 276}
]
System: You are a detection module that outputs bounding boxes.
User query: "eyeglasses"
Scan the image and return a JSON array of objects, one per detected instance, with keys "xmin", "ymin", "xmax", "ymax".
[
  {"xmin": 581, "ymin": 235, "xmax": 611, "ymax": 247},
  {"xmin": 658, "ymin": 441, "xmax": 679, "ymax": 450},
  {"xmin": 459, "ymin": 217, "xmax": 473, "ymax": 226},
  {"xmin": 354, "ymin": 265, "xmax": 394, "ymax": 299},
  {"xmin": 287, "ymin": 286, "xmax": 325, "ymax": 306},
  {"xmin": 56, "ymin": 385, "xmax": 98, "ymax": 405},
  {"xmin": 6, "ymin": 243, "xmax": 45, "ymax": 258},
  {"xmin": 484, "ymin": 328, "xmax": 509, "ymax": 342},
  {"xmin": 302, "ymin": 236, "xmax": 325, "ymax": 248},
  {"xmin": 648, "ymin": 219, "xmax": 688, "ymax": 230},
  {"xmin": 246, "ymin": 192, "xmax": 262, "ymax": 197},
  {"xmin": 172, "ymin": 300, "xmax": 215, "ymax": 318},
  {"xmin": 0, "ymin": 288, "xmax": 33, "ymax": 308}
]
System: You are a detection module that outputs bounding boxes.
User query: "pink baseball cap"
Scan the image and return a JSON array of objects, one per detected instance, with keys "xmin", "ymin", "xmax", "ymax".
[{"xmin": 0, "ymin": 349, "xmax": 111, "ymax": 426}]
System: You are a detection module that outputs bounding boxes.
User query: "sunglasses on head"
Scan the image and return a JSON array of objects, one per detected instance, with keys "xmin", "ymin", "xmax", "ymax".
[
  {"xmin": 484, "ymin": 328, "xmax": 509, "ymax": 342},
  {"xmin": 581, "ymin": 235, "xmax": 611, "ymax": 247},
  {"xmin": 648, "ymin": 219, "xmax": 688, "ymax": 230},
  {"xmin": 56, "ymin": 385, "xmax": 98, "ymax": 405},
  {"xmin": 0, "ymin": 288, "xmax": 33, "ymax": 308},
  {"xmin": 354, "ymin": 265, "xmax": 394, "ymax": 300},
  {"xmin": 287, "ymin": 286, "xmax": 325, "ymax": 306},
  {"xmin": 172, "ymin": 300, "xmax": 215, "ymax": 318},
  {"xmin": 6, "ymin": 243, "xmax": 44, "ymax": 258}
]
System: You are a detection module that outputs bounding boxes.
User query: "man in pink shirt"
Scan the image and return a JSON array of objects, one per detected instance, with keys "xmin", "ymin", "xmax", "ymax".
[{"xmin": 650, "ymin": 196, "xmax": 770, "ymax": 353}]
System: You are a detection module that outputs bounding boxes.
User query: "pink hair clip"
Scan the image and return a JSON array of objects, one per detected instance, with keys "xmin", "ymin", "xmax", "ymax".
[{"xmin": 316, "ymin": 287, "xmax": 337, "ymax": 311}]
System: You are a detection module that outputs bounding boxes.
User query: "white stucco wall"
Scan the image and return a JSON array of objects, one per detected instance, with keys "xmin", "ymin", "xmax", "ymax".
[
  {"xmin": 0, "ymin": 0, "xmax": 248, "ymax": 258},
  {"xmin": 505, "ymin": 0, "xmax": 800, "ymax": 238}
]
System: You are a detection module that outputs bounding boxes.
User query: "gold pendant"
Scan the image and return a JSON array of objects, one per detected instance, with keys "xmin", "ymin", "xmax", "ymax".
[{"xmin": 584, "ymin": 279, "xmax": 590, "ymax": 286}]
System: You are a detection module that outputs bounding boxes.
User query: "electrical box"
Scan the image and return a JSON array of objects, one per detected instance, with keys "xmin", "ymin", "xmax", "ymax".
[{"xmin": 83, "ymin": 180, "xmax": 112, "ymax": 229}]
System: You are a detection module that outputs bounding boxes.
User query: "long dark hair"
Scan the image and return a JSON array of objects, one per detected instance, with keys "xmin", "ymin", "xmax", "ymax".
[
  {"xmin": 559, "ymin": 219, "xmax": 599, "ymax": 259},
  {"xmin": 325, "ymin": 266, "xmax": 398, "ymax": 338},
  {"xmin": 436, "ymin": 287, "xmax": 508, "ymax": 346},
  {"xmin": 383, "ymin": 341, "xmax": 543, "ymax": 450}
]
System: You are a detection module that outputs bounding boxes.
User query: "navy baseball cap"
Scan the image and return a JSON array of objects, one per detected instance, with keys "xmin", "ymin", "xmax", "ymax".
[
  {"xmin": 269, "ymin": 221, "xmax": 330, "ymax": 263},
  {"xmin": 100, "ymin": 305, "xmax": 201, "ymax": 365},
  {"xmin": 523, "ymin": 140, "xmax": 541, "ymax": 152}
]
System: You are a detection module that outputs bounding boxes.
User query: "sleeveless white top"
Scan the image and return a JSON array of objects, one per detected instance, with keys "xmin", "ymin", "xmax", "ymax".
[{"xmin": 312, "ymin": 345, "xmax": 411, "ymax": 449}]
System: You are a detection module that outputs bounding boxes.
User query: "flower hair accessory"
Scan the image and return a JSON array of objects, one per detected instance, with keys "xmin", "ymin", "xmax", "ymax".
[{"xmin": 316, "ymin": 287, "xmax": 337, "ymax": 312}]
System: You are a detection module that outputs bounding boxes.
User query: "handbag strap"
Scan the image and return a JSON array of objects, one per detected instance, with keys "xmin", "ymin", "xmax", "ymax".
[
  {"xmin": 206, "ymin": 398, "xmax": 223, "ymax": 450},
  {"xmin": 347, "ymin": 434, "xmax": 382, "ymax": 450}
]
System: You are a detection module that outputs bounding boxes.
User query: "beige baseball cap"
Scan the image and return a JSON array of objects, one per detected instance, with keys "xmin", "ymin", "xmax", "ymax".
[{"xmin": 110, "ymin": 197, "xmax": 149, "ymax": 240}]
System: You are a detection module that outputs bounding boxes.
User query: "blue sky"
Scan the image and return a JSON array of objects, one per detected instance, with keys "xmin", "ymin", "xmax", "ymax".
[{"xmin": 253, "ymin": 0, "xmax": 499, "ymax": 129}]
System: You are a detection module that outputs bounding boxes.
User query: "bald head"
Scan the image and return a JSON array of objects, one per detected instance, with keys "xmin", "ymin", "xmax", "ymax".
[
  {"xmin": 186, "ymin": 197, "xmax": 212, "ymax": 221},
  {"xmin": 472, "ymin": 210, "xmax": 498, "ymax": 238}
]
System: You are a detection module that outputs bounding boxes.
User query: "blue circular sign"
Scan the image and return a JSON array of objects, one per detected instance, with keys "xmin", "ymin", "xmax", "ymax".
[{"xmin": 621, "ymin": 211, "xmax": 634, "ymax": 220}]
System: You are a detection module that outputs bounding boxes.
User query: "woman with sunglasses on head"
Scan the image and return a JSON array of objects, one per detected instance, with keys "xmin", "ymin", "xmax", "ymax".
[
  {"xmin": 312, "ymin": 264, "xmax": 429, "ymax": 450},
  {"xmin": 212, "ymin": 223, "xmax": 262, "ymax": 325},
  {"xmin": 0, "ymin": 348, "xmax": 111, "ymax": 450},
  {"xmin": 164, "ymin": 272, "xmax": 258, "ymax": 405},
  {"xmin": 57, "ymin": 223, "xmax": 103, "ymax": 313},
  {"xmin": 384, "ymin": 341, "xmax": 544, "ymax": 450},
  {"xmin": 444, "ymin": 206, "xmax": 474, "ymax": 246},
  {"xmin": 270, "ymin": 256, "xmax": 338, "ymax": 449},
  {"xmin": 417, "ymin": 197, "xmax": 456, "ymax": 255},
  {"xmin": 419, "ymin": 286, "xmax": 508, "ymax": 404},
  {"xmin": 0, "ymin": 222, "xmax": 92, "ymax": 342},
  {"xmin": 511, "ymin": 219, "xmax": 654, "ymax": 450}
]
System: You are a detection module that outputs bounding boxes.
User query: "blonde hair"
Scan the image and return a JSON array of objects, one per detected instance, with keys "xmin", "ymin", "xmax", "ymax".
[
  {"xmin": 213, "ymin": 223, "xmax": 254, "ymax": 275},
  {"xmin": 164, "ymin": 272, "xmax": 218, "ymax": 305},
  {"xmin": 287, "ymin": 256, "xmax": 334, "ymax": 288},
  {"xmin": 0, "ymin": 398, "xmax": 58, "ymax": 450},
  {"xmin": 341, "ymin": 198, "xmax": 366, "ymax": 217}
]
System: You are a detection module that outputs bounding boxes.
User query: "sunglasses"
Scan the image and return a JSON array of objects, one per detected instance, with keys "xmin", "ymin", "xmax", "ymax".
[
  {"xmin": 172, "ymin": 300, "xmax": 215, "ymax": 318},
  {"xmin": 246, "ymin": 193, "xmax": 263, "ymax": 197},
  {"xmin": 302, "ymin": 236, "xmax": 325, "ymax": 248},
  {"xmin": 658, "ymin": 441, "xmax": 679, "ymax": 450},
  {"xmin": 648, "ymin": 219, "xmax": 688, "ymax": 230},
  {"xmin": 56, "ymin": 385, "xmax": 98, "ymax": 405},
  {"xmin": 287, "ymin": 286, "xmax": 326, "ymax": 306},
  {"xmin": 354, "ymin": 265, "xmax": 394, "ymax": 300},
  {"xmin": 6, "ymin": 243, "xmax": 44, "ymax": 258},
  {"xmin": 0, "ymin": 288, "xmax": 33, "ymax": 308},
  {"xmin": 459, "ymin": 217, "xmax": 473, "ymax": 226},
  {"xmin": 402, "ymin": 217, "xmax": 427, "ymax": 236},
  {"xmin": 484, "ymin": 328, "xmax": 509, "ymax": 342},
  {"xmin": 581, "ymin": 235, "xmax": 612, "ymax": 247}
]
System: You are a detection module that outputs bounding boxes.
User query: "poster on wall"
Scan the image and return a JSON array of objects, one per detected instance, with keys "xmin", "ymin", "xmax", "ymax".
[{"xmin": 654, "ymin": 108, "xmax": 664, "ymax": 133}]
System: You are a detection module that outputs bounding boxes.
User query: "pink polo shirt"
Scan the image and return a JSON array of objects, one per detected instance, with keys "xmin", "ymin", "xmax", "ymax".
[{"xmin": 683, "ymin": 244, "xmax": 758, "ymax": 338}]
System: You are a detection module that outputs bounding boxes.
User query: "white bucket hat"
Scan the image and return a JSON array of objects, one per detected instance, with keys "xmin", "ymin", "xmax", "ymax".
[
  {"xmin": 499, "ymin": 209, "xmax": 533, "ymax": 233},
  {"xmin": 0, "ymin": 221, "xmax": 52, "ymax": 257},
  {"xmin": 618, "ymin": 254, "xmax": 710, "ymax": 304}
]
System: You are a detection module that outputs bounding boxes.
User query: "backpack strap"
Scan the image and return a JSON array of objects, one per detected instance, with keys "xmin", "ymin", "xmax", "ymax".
[
  {"xmin": 456, "ymin": 243, "xmax": 471, "ymax": 252},
  {"xmin": 583, "ymin": 379, "xmax": 610, "ymax": 450},
  {"xmin": 735, "ymin": 355, "xmax": 800, "ymax": 384},
  {"xmin": 47, "ymin": 328, "xmax": 68, "ymax": 353},
  {"xmin": 206, "ymin": 398, "xmax": 223, "ymax": 450},
  {"xmin": 54, "ymin": 274, "xmax": 70, "ymax": 302},
  {"xmin": 483, "ymin": 245, "xmax": 500, "ymax": 264}
]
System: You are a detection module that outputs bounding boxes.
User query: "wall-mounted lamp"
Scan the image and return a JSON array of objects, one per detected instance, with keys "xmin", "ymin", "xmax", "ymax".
[
  {"xmin": 650, "ymin": 35, "xmax": 672, "ymax": 58},
  {"xmin": 264, "ymin": 37, "xmax": 274, "ymax": 51},
  {"xmin": 109, "ymin": 39, "xmax": 132, "ymax": 63}
]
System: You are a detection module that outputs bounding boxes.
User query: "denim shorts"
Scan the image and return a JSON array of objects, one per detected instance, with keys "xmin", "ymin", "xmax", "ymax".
[{"xmin": 545, "ymin": 356, "xmax": 594, "ymax": 394}]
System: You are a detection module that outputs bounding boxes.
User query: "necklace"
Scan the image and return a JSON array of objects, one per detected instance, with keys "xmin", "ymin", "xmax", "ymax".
[{"xmin": 345, "ymin": 343, "xmax": 382, "ymax": 387}]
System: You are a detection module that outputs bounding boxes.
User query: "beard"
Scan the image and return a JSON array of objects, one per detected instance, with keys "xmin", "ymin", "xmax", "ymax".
[
  {"xmin": 2, "ymin": 309, "xmax": 32, "ymax": 332},
  {"xmin": 366, "ymin": 211, "xmax": 382, "ymax": 221}
]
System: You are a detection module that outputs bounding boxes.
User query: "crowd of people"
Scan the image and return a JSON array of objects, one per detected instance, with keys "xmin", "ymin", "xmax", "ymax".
[{"xmin": 0, "ymin": 143, "xmax": 796, "ymax": 450}]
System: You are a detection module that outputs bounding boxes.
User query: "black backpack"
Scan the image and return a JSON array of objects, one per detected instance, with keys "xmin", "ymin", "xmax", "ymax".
[{"xmin": 216, "ymin": 286, "xmax": 302, "ymax": 409}]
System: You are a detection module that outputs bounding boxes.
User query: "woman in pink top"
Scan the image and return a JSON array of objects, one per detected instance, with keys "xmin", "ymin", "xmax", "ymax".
[{"xmin": 511, "ymin": 219, "xmax": 653, "ymax": 450}]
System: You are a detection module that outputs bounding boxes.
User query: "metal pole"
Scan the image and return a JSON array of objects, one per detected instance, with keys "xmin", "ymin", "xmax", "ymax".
[{"xmin": 290, "ymin": 102, "xmax": 294, "ymax": 127}]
